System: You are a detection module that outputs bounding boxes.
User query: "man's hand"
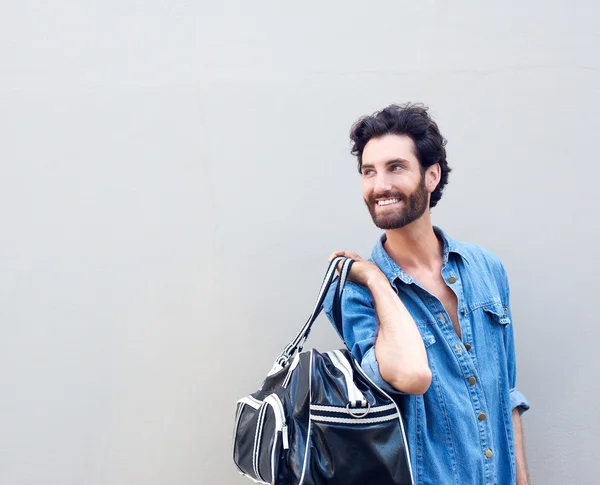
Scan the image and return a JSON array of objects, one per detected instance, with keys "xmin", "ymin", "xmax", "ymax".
[{"xmin": 328, "ymin": 250, "xmax": 387, "ymax": 288}]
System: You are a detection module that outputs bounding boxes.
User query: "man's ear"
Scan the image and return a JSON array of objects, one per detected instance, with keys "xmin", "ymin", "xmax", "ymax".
[{"xmin": 426, "ymin": 163, "xmax": 441, "ymax": 193}]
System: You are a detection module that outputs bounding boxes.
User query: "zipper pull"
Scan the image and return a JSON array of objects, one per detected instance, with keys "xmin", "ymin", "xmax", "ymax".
[{"xmin": 282, "ymin": 425, "xmax": 289, "ymax": 450}]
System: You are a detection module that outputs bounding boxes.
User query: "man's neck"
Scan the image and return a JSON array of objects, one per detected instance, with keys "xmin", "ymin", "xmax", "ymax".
[{"xmin": 383, "ymin": 215, "xmax": 444, "ymax": 274}]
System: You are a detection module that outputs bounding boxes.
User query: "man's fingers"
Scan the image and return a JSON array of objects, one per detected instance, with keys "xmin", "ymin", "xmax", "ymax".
[
  {"xmin": 345, "ymin": 251, "xmax": 362, "ymax": 261},
  {"xmin": 328, "ymin": 250, "xmax": 363, "ymax": 263},
  {"xmin": 328, "ymin": 250, "xmax": 347, "ymax": 262}
]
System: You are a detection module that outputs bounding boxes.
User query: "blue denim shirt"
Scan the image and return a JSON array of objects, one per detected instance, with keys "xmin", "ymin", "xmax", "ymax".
[{"xmin": 323, "ymin": 227, "xmax": 530, "ymax": 485}]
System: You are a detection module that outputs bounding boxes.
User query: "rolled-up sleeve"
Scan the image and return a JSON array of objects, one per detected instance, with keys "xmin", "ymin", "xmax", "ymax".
[
  {"xmin": 499, "ymin": 262, "xmax": 531, "ymax": 415},
  {"xmin": 505, "ymin": 318, "xmax": 530, "ymax": 414},
  {"xmin": 361, "ymin": 346, "xmax": 403, "ymax": 394},
  {"xmin": 510, "ymin": 388, "xmax": 530, "ymax": 414}
]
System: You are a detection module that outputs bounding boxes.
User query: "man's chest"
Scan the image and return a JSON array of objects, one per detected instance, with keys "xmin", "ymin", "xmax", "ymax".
[{"xmin": 407, "ymin": 271, "xmax": 462, "ymax": 339}]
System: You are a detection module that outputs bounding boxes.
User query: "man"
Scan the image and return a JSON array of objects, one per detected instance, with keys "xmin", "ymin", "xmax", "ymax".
[{"xmin": 323, "ymin": 103, "xmax": 530, "ymax": 485}]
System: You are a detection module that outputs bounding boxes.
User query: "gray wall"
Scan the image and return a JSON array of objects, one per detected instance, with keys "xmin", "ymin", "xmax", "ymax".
[{"xmin": 1, "ymin": 1, "xmax": 598, "ymax": 484}]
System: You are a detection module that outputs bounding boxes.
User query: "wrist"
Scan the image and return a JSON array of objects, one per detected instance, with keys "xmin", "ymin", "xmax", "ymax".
[{"xmin": 366, "ymin": 271, "xmax": 390, "ymax": 290}]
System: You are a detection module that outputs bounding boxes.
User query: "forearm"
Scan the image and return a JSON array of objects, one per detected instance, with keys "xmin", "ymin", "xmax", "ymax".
[
  {"xmin": 512, "ymin": 408, "xmax": 529, "ymax": 485},
  {"xmin": 368, "ymin": 275, "xmax": 431, "ymax": 394}
]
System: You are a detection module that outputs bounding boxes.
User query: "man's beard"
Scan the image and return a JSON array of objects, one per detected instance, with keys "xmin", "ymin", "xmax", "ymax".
[{"xmin": 364, "ymin": 175, "xmax": 429, "ymax": 230}]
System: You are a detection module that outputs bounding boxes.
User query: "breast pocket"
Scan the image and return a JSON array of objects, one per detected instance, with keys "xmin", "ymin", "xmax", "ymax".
[
  {"xmin": 474, "ymin": 301, "xmax": 511, "ymax": 372},
  {"xmin": 481, "ymin": 302, "xmax": 511, "ymax": 326}
]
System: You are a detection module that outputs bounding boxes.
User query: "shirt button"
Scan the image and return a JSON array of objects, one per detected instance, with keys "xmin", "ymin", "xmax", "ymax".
[
  {"xmin": 468, "ymin": 376, "xmax": 477, "ymax": 385},
  {"xmin": 448, "ymin": 276, "xmax": 457, "ymax": 284},
  {"xmin": 485, "ymin": 449, "xmax": 493, "ymax": 459},
  {"xmin": 478, "ymin": 412, "xmax": 487, "ymax": 421},
  {"xmin": 465, "ymin": 343, "xmax": 472, "ymax": 351}
]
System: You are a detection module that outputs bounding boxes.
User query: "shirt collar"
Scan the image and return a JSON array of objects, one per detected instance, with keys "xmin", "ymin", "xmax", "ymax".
[{"xmin": 369, "ymin": 226, "xmax": 471, "ymax": 285}]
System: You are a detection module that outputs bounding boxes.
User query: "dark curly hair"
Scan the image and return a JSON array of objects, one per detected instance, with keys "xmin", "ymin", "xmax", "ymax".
[{"xmin": 350, "ymin": 103, "xmax": 451, "ymax": 208}]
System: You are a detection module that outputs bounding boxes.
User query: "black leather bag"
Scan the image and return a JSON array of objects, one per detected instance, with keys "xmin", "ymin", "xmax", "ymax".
[{"xmin": 232, "ymin": 257, "xmax": 413, "ymax": 485}]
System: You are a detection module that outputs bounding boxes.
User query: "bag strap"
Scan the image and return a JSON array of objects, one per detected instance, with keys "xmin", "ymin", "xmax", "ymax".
[
  {"xmin": 284, "ymin": 256, "xmax": 347, "ymax": 354},
  {"xmin": 275, "ymin": 257, "xmax": 354, "ymax": 367}
]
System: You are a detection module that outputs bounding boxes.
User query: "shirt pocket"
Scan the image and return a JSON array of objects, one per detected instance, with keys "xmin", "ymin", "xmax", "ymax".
[
  {"xmin": 477, "ymin": 301, "xmax": 511, "ymax": 373},
  {"xmin": 481, "ymin": 301, "xmax": 511, "ymax": 326}
]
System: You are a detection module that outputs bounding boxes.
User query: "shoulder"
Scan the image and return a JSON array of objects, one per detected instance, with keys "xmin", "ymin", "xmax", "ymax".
[
  {"xmin": 454, "ymin": 240, "xmax": 511, "ymax": 300},
  {"xmin": 459, "ymin": 242, "xmax": 507, "ymax": 275},
  {"xmin": 441, "ymin": 227, "xmax": 506, "ymax": 278}
]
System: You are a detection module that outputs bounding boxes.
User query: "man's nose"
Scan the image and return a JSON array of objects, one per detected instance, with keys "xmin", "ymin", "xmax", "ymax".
[{"xmin": 373, "ymin": 173, "xmax": 392, "ymax": 194}]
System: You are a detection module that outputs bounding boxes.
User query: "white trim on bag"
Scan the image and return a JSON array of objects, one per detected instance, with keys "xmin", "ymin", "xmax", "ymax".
[
  {"xmin": 267, "ymin": 361, "xmax": 284, "ymax": 377},
  {"xmin": 270, "ymin": 431, "xmax": 279, "ymax": 485},
  {"xmin": 282, "ymin": 352, "xmax": 301, "ymax": 388},
  {"xmin": 237, "ymin": 396, "xmax": 262, "ymax": 410},
  {"xmin": 263, "ymin": 395, "xmax": 285, "ymax": 433},
  {"xmin": 310, "ymin": 402, "xmax": 396, "ymax": 414},
  {"xmin": 298, "ymin": 350, "xmax": 314, "ymax": 485},
  {"xmin": 232, "ymin": 402, "xmax": 246, "ymax": 474},
  {"xmin": 237, "ymin": 472, "xmax": 270, "ymax": 485},
  {"xmin": 309, "ymin": 413, "xmax": 400, "ymax": 425},
  {"xmin": 337, "ymin": 258, "xmax": 352, "ymax": 300},
  {"xmin": 253, "ymin": 404, "xmax": 267, "ymax": 482},
  {"xmin": 326, "ymin": 349, "xmax": 366, "ymax": 404}
]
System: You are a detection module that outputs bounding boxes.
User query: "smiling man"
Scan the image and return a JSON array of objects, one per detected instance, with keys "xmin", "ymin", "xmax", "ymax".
[{"xmin": 324, "ymin": 103, "xmax": 530, "ymax": 485}]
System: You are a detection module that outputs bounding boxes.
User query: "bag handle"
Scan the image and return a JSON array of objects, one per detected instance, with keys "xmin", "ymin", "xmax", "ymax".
[
  {"xmin": 276, "ymin": 256, "xmax": 350, "ymax": 364},
  {"xmin": 275, "ymin": 257, "xmax": 354, "ymax": 367},
  {"xmin": 291, "ymin": 257, "xmax": 353, "ymax": 354}
]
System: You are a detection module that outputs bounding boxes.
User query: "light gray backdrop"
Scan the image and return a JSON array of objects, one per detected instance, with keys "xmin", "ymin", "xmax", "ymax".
[{"xmin": 1, "ymin": 1, "xmax": 599, "ymax": 484}]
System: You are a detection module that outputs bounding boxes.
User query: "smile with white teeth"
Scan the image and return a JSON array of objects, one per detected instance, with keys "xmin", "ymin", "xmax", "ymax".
[{"xmin": 377, "ymin": 198, "xmax": 400, "ymax": 206}]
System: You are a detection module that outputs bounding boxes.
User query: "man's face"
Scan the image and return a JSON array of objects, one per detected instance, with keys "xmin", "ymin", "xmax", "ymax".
[{"xmin": 361, "ymin": 134, "xmax": 430, "ymax": 230}]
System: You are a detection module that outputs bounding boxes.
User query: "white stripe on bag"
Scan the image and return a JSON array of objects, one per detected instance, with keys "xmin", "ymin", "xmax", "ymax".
[
  {"xmin": 310, "ymin": 403, "xmax": 396, "ymax": 414},
  {"xmin": 309, "ymin": 413, "xmax": 400, "ymax": 425},
  {"xmin": 325, "ymin": 350, "xmax": 365, "ymax": 404},
  {"xmin": 237, "ymin": 396, "xmax": 262, "ymax": 410},
  {"xmin": 253, "ymin": 404, "xmax": 267, "ymax": 481},
  {"xmin": 298, "ymin": 349, "xmax": 314, "ymax": 485}
]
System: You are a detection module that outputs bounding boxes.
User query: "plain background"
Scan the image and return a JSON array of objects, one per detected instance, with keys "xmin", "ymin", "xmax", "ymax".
[{"xmin": 1, "ymin": 1, "xmax": 599, "ymax": 484}]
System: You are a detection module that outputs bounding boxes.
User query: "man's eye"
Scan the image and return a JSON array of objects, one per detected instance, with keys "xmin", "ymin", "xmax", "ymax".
[
  {"xmin": 392, "ymin": 165, "xmax": 403, "ymax": 171},
  {"xmin": 363, "ymin": 170, "xmax": 374, "ymax": 176}
]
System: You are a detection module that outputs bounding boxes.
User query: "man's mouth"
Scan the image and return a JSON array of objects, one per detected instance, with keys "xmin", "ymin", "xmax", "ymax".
[{"xmin": 376, "ymin": 198, "xmax": 401, "ymax": 207}]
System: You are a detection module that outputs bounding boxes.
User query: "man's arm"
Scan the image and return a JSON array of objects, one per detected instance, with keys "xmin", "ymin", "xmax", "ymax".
[
  {"xmin": 512, "ymin": 409, "xmax": 529, "ymax": 485},
  {"xmin": 368, "ymin": 275, "xmax": 432, "ymax": 394},
  {"xmin": 329, "ymin": 251, "xmax": 431, "ymax": 395}
]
